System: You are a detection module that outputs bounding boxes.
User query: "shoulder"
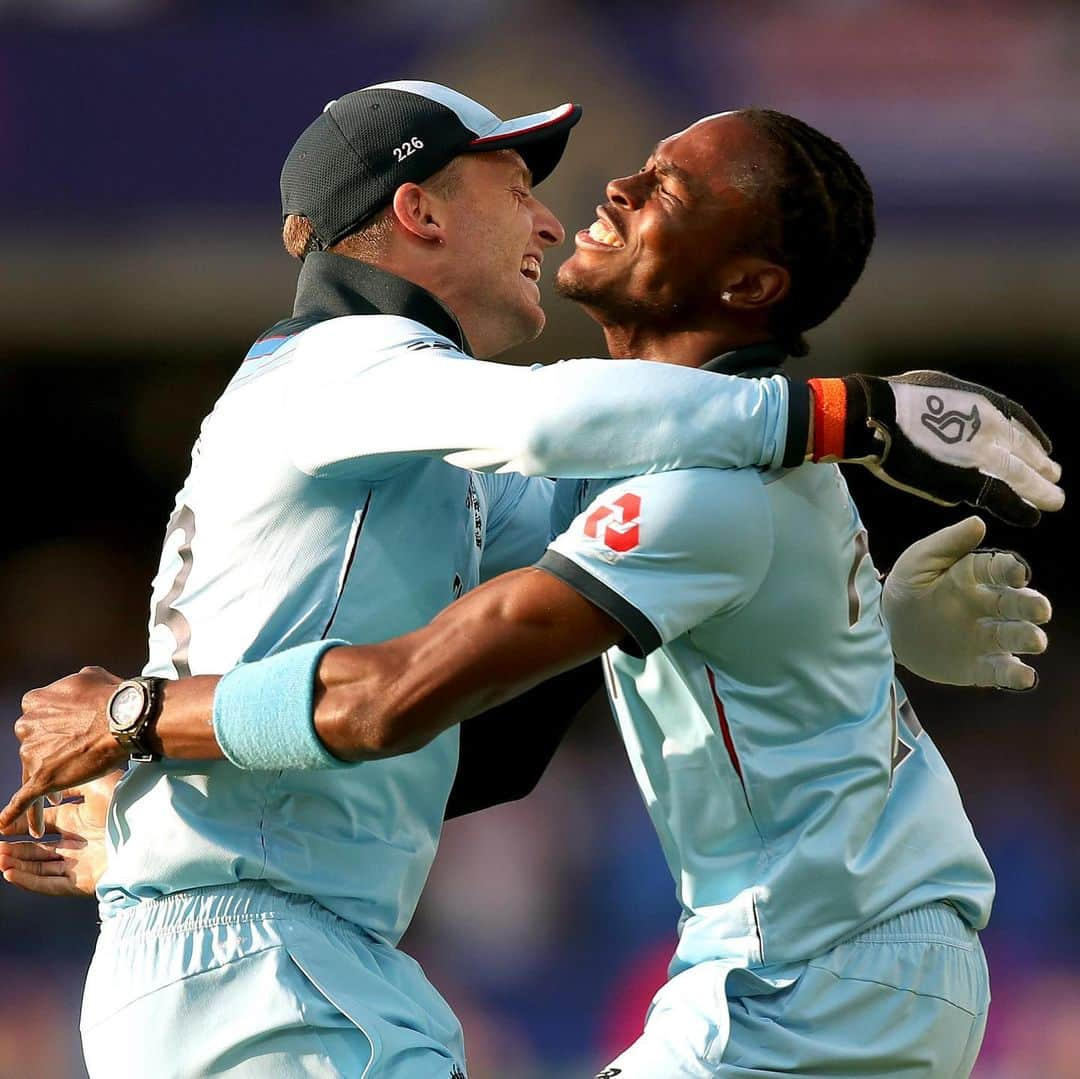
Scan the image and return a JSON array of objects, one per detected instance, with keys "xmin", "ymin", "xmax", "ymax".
[
  {"xmin": 564, "ymin": 468, "xmax": 773, "ymax": 580},
  {"xmin": 290, "ymin": 314, "xmax": 467, "ymax": 364},
  {"xmin": 600, "ymin": 467, "xmax": 770, "ymax": 543}
]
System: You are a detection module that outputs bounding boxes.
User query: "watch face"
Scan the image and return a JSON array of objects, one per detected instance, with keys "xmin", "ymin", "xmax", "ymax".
[{"xmin": 110, "ymin": 684, "xmax": 146, "ymax": 732}]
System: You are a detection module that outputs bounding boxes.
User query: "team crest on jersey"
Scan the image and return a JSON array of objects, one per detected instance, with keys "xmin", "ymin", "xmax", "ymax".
[{"xmin": 584, "ymin": 492, "xmax": 641, "ymax": 553}]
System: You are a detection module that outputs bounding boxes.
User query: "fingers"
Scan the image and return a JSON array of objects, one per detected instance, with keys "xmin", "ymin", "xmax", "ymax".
[
  {"xmin": 976, "ymin": 618, "xmax": 1048, "ymax": 656},
  {"xmin": 970, "ymin": 583, "xmax": 1052, "ymax": 623},
  {"xmin": 3, "ymin": 859, "xmax": 68, "ymax": 879},
  {"xmin": 999, "ymin": 448, "xmax": 1065, "ymax": 512},
  {"xmin": 1, "ymin": 862, "xmax": 77, "ymax": 898},
  {"xmin": 970, "ymin": 549, "xmax": 1030, "ymax": 589},
  {"xmin": 0, "ymin": 788, "xmax": 48, "ymax": 837},
  {"xmin": 967, "ymin": 582, "xmax": 1052, "ymax": 624},
  {"xmin": 889, "ymin": 517, "xmax": 987, "ymax": 588},
  {"xmin": 975, "ymin": 653, "xmax": 1039, "ymax": 692},
  {"xmin": 1003, "ymin": 397, "xmax": 1054, "ymax": 457},
  {"xmin": 922, "ymin": 517, "xmax": 988, "ymax": 566},
  {"xmin": 0, "ymin": 842, "xmax": 62, "ymax": 865}
]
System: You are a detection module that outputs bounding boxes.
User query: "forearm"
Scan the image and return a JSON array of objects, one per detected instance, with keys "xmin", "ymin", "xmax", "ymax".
[
  {"xmin": 293, "ymin": 354, "xmax": 805, "ymax": 478},
  {"xmin": 445, "ymin": 361, "xmax": 802, "ymax": 476},
  {"xmin": 146, "ymin": 676, "xmax": 225, "ymax": 759},
  {"xmin": 314, "ymin": 568, "xmax": 619, "ymax": 761}
]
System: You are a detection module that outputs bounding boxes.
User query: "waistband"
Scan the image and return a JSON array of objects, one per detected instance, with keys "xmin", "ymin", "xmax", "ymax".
[
  {"xmin": 846, "ymin": 903, "xmax": 976, "ymax": 948},
  {"xmin": 98, "ymin": 882, "xmax": 363, "ymax": 945}
]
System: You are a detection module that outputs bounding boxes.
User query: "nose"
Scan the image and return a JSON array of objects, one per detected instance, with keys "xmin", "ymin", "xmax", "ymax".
[
  {"xmin": 531, "ymin": 197, "xmax": 565, "ymax": 248},
  {"xmin": 606, "ymin": 173, "xmax": 644, "ymax": 210}
]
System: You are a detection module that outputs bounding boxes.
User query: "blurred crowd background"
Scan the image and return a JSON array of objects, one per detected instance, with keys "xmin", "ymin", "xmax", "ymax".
[{"xmin": 1, "ymin": 1, "xmax": 1078, "ymax": 1076}]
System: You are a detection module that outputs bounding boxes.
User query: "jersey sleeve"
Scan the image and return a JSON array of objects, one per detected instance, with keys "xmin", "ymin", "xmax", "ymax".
[
  {"xmin": 283, "ymin": 316, "xmax": 800, "ymax": 481},
  {"xmin": 538, "ymin": 469, "xmax": 774, "ymax": 656}
]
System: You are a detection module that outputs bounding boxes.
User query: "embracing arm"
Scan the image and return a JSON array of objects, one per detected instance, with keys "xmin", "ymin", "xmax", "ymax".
[
  {"xmin": 0, "ymin": 520, "xmax": 1053, "ymax": 830},
  {"xmin": 289, "ymin": 322, "xmax": 1062, "ymax": 524},
  {"xmin": 0, "ymin": 571, "xmax": 617, "ymax": 834},
  {"xmin": 311, "ymin": 571, "xmax": 619, "ymax": 762}
]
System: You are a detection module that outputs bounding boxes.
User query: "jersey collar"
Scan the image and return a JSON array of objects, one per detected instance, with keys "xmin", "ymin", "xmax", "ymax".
[
  {"xmin": 292, "ymin": 252, "xmax": 471, "ymax": 354},
  {"xmin": 703, "ymin": 341, "xmax": 789, "ymax": 377}
]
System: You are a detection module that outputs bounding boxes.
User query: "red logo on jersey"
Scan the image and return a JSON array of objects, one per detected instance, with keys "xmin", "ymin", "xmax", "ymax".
[{"xmin": 584, "ymin": 493, "xmax": 641, "ymax": 552}]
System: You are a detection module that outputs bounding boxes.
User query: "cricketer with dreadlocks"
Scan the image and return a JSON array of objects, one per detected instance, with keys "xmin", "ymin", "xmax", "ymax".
[{"xmin": 6, "ymin": 106, "xmax": 1053, "ymax": 1076}]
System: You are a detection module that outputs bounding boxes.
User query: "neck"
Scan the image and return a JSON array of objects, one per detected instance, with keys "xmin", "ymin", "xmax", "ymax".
[
  {"xmin": 600, "ymin": 320, "xmax": 775, "ymax": 367},
  {"xmin": 372, "ymin": 249, "xmax": 506, "ymax": 359}
]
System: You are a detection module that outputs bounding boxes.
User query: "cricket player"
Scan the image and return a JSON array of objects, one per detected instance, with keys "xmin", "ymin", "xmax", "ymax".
[{"xmin": 2, "ymin": 90, "xmax": 1062, "ymax": 1078}]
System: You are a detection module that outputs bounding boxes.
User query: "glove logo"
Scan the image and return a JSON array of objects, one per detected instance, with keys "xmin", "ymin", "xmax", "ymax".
[
  {"xmin": 584, "ymin": 493, "xmax": 641, "ymax": 552},
  {"xmin": 921, "ymin": 394, "xmax": 981, "ymax": 445}
]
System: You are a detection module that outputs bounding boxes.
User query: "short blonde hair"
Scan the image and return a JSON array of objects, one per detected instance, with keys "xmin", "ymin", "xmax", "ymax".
[{"xmin": 281, "ymin": 157, "xmax": 465, "ymax": 262}]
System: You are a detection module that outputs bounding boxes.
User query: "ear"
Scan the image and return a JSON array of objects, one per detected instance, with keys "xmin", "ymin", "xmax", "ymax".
[
  {"xmin": 719, "ymin": 257, "xmax": 790, "ymax": 312},
  {"xmin": 389, "ymin": 182, "xmax": 448, "ymax": 245}
]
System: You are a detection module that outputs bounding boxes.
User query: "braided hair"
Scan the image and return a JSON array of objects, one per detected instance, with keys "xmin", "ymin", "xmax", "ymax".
[{"xmin": 735, "ymin": 109, "xmax": 875, "ymax": 358}]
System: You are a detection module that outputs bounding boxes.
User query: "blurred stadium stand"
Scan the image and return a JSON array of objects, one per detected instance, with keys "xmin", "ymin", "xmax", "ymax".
[{"xmin": 0, "ymin": 2, "xmax": 1077, "ymax": 1076}]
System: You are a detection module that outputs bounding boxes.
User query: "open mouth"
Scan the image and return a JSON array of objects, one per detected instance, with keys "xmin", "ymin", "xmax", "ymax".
[
  {"xmin": 520, "ymin": 255, "xmax": 542, "ymax": 282},
  {"xmin": 586, "ymin": 218, "xmax": 624, "ymax": 247},
  {"xmin": 578, "ymin": 213, "xmax": 630, "ymax": 251}
]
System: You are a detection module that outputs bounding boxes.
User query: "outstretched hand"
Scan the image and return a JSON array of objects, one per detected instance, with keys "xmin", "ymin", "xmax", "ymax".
[
  {"xmin": 0, "ymin": 772, "xmax": 119, "ymax": 898},
  {"xmin": 0, "ymin": 667, "xmax": 127, "ymax": 836},
  {"xmin": 883, "ymin": 516, "xmax": 1051, "ymax": 689},
  {"xmin": 824, "ymin": 371, "xmax": 1065, "ymax": 527}
]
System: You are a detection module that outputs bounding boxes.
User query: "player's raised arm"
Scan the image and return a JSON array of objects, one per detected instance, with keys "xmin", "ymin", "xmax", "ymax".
[
  {"xmin": 286, "ymin": 322, "xmax": 1062, "ymax": 526},
  {"xmin": 284, "ymin": 320, "xmax": 801, "ymax": 478}
]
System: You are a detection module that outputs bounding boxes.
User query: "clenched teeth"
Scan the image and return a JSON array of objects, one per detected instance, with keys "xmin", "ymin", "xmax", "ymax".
[{"xmin": 588, "ymin": 219, "xmax": 623, "ymax": 247}]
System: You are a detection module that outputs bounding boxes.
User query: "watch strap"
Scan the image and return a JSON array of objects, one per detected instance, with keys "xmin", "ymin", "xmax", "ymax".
[{"xmin": 109, "ymin": 676, "xmax": 165, "ymax": 763}]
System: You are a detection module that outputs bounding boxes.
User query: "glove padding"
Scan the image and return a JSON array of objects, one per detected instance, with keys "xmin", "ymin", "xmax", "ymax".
[
  {"xmin": 882, "ymin": 516, "xmax": 1051, "ymax": 690},
  {"xmin": 809, "ymin": 371, "xmax": 1064, "ymax": 527}
]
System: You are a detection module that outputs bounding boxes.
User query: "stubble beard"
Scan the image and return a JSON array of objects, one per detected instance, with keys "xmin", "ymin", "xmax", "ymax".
[{"xmin": 554, "ymin": 263, "xmax": 683, "ymax": 326}]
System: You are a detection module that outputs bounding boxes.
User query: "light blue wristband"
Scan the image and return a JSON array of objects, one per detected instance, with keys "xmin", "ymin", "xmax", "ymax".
[{"xmin": 213, "ymin": 639, "xmax": 353, "ymax": 771}]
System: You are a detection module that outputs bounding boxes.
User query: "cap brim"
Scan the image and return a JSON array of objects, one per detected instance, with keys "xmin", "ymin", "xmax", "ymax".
[{"xmin": 466, "ymin": 102, "xmax": 582, "ymax": 185}]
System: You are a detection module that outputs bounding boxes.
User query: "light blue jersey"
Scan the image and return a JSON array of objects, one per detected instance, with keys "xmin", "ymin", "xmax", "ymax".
[
  {"xmin": 99, "ymin": 255, "xmax": 796, "ymax": 949},
  {"xmin": 541, "ymin": 460, "xmax": 994, "ymax": 973},
  {"xmin": 102, "ymin": 326, "xmax": 549, "ymax": 942}
]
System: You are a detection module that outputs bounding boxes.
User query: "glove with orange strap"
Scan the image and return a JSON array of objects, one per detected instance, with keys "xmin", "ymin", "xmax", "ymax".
[{"xmin": 808, "ymin": 371, "xmax": 1064, "ymax": 527}]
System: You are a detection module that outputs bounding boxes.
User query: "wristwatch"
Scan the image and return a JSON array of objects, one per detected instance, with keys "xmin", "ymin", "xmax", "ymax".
[{"xmin": 107, "ymin": 677, "xmax": 164, "ymax": 762}]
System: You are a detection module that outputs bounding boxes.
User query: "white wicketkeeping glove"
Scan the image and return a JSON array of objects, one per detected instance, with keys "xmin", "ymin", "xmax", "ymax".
[
  {"xmin": 882, "ymin": 516, "xmax": 1051, "ymax": 690},
  {"xmin": 812, "ymin": 371, "xmax": 1065, "ymax": 527}
]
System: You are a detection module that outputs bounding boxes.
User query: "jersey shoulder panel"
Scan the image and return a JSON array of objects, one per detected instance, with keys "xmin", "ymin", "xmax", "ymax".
[{"xmin": 542, "ymin": 468, "xmax": 774, "ymax": 654}]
